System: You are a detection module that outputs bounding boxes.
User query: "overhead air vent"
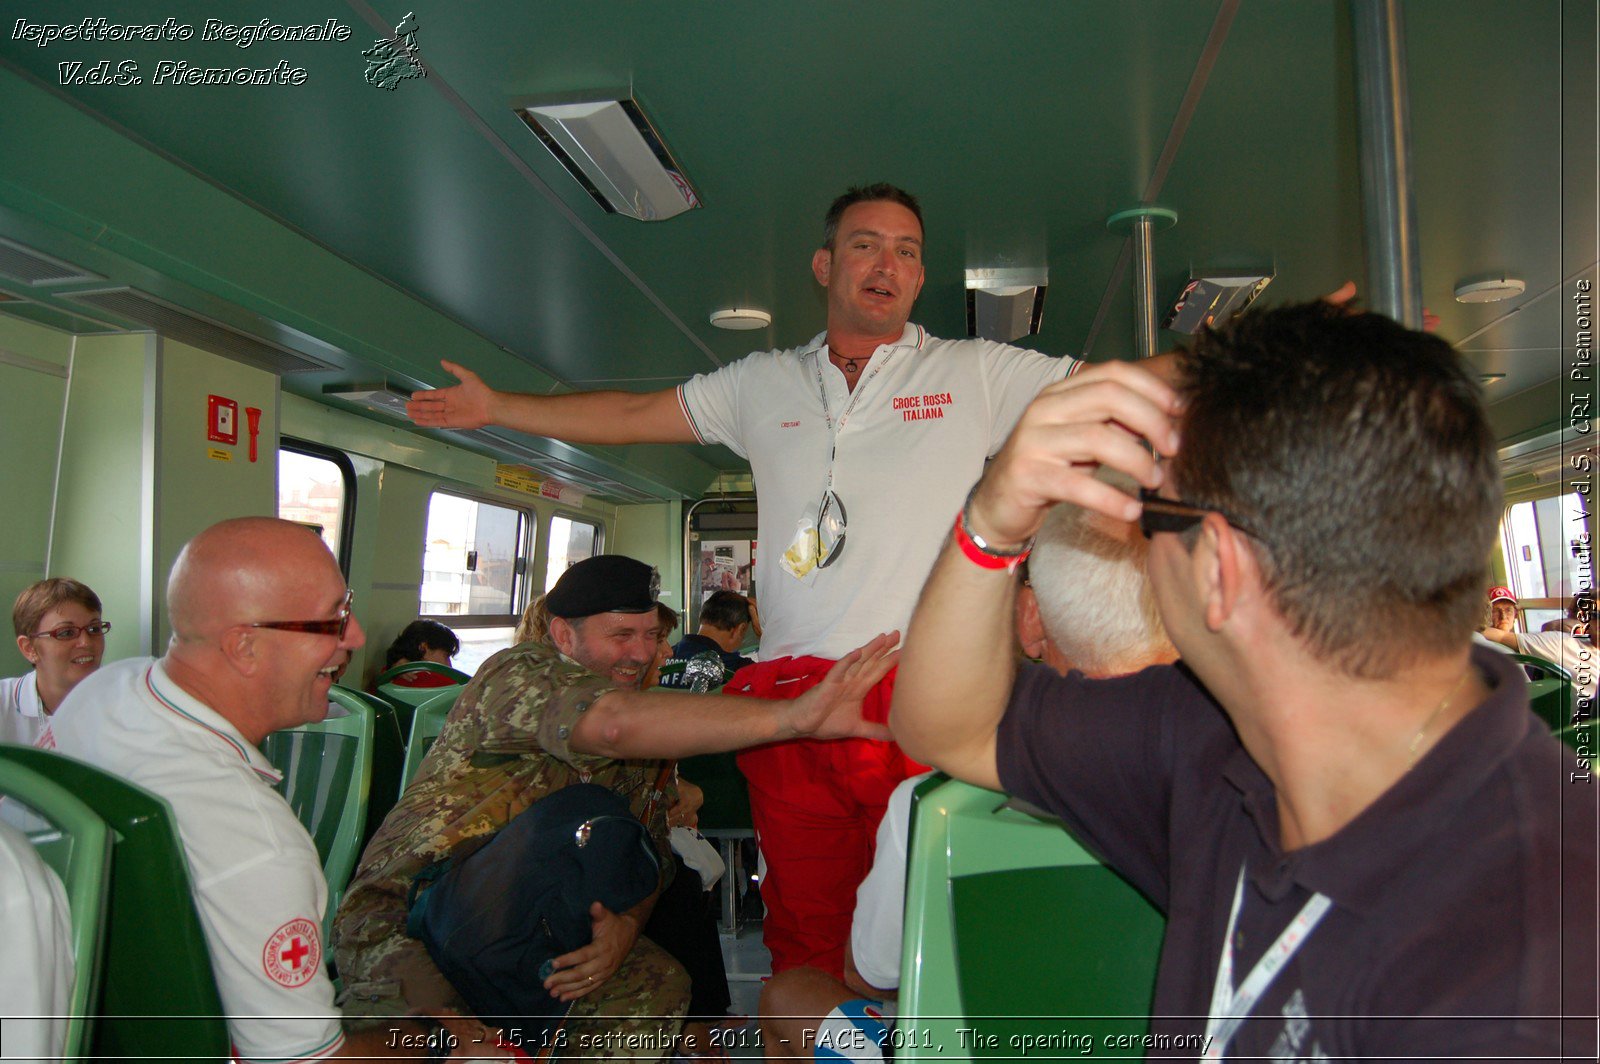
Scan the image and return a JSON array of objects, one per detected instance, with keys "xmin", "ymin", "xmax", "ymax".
[
  {"xmin": 323, "ymin": 381, "xmax": 412, "ymax": 417},
  {"xmin": 965, "ymin": 267, "xmax": 1047, "ymax": 343},
  {"xmin": 61, "ymin": 288, "xmax": 334, "ymax": 374},
  {"xmin": 0, "ymin": 301, "xmax": 130, "ymax": 335},
  {"xmin": 0, "ymin": 236, "xmax": 105, "ymax": 286},
  {"xmin": 460, "ymin": 428, "xmax": 666, "ymax": 504}
]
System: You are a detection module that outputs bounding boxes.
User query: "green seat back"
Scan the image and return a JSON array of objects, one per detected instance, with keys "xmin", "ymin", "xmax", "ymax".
[
  {"xmin": 336, "ymin": 688, "xmax": 406, "ymax": 854},
  {"xmin": 376, "ymin": 664, "xmax": 470, "ymax": 733},
  {"xmin": 0, "ymin": 754, "xmax": 113, "ymax": 1063},
  {"xmin": 1513, "ymin": 653, "xmax": 1576, "ymax": 732},
  {"xmin": 0, "ymin": 746, "xmax": 229, "ymax": 1061},
  {"xmin": 1511, "ymin": 652, "xmax": 1574, "ymax": 683},
  {"xmin": 898, "ymin": 778, "xmax": 1164, "ymax": 1061},
  {"xmin": 1526, "ymin": 677, "xmax": 1574, "ymax": 733},
  {"xmin": 259, "ymin": 693, "xmax": 374, "ymax": 937},
  {"xmin": 398, "ymin": 687, "xmax": 462, "ymax": 797}
]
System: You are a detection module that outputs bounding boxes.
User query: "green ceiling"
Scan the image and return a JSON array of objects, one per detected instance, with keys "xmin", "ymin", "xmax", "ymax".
[{"xmin": 0, "ymin": 0, "xmax": 1593, "ymax": 497}]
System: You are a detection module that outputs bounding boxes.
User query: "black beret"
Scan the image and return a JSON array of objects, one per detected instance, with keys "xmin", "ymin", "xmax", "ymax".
[{"xmin": 546, "ymin": 555, "xmax": 660, "ymax": 619}]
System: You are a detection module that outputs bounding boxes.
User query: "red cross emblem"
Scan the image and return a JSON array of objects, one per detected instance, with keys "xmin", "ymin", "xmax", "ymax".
[{"xmin": 262, "ymin": 918, "xmax": 321, "ymax": 988}]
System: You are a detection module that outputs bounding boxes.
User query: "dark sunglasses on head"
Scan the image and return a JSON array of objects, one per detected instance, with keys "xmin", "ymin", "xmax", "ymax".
[
  {"xmin": 28, "ymin": 621, "xmax": 112, "ymax": 641},
  {"xmin": 1138, "ymin": 488, "xmax": 1262, "ymax": 542},
  {"xmin": 248, "ymin": 588, "xmax": 355, "ymax": 639}
]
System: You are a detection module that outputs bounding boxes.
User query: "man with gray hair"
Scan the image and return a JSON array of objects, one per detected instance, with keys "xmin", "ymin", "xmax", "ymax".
[{"xmin": 1018, "ymin": 472, "xmax": 1176, "ymax": 677}]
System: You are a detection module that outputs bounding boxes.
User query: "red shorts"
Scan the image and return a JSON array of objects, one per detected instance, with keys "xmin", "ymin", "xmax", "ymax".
[{"xmin": 726, "ymin": 657, "xmax": 923, "ymax": 979}]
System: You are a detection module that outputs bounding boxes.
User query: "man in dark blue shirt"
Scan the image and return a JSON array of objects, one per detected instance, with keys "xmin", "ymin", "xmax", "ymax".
[
  {"xmin": 893, "ymin": 303, "xmax": 1597, "ymax": 1058},
  {"xmin": 661, "ymin": 591, "xmax": 759, "ymax": 690}
]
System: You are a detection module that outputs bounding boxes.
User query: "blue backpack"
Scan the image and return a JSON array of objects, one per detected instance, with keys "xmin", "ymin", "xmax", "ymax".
[{"xmin": 406, "ymin": 782, "xmax": 662, "ymax": 1031}]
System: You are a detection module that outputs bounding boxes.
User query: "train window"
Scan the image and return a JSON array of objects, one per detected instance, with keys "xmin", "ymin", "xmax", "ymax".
[
  {"xmin": 421, "ymin": 492, "xmax": 530, "ymax": 673},
  {"xmin": 544, "ymin": 514, "xmax": 603, "ymax": 592},
  {"xmin": 277, "ymin": 442, "xmax": 355, "ymax": 574},
  {"xmin": 1500, "ymin": 492, "xmax": 1590, "ymax": 626}
]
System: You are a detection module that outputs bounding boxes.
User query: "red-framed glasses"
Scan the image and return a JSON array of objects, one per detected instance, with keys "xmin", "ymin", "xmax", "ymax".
[{"xmin": 248, "ymin": 589, "xmax": 355, "ymax": 639}]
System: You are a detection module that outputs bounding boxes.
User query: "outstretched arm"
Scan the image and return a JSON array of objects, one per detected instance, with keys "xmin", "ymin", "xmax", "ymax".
[
  {"xmin": 406, "ymin": 359, "xmax": 698, "ymax": 444},
  {"xmin": 572, "ymin": 632, "xmax": 899, "ymax": 759},
  {"xmin": 891, "ymin": 361, "xmax": 1181, "ymax": 788}
]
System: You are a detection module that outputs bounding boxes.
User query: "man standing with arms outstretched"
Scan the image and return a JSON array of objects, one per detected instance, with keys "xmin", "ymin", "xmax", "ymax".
[{"xmin": 407, "ymin": 184, "xmax": 1102, "ymax": 977}]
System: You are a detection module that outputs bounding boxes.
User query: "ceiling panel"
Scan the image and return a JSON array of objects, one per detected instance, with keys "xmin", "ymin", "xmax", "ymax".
[{"xmin": 0, "ymin": 0, "xmax": 1591, "ymax": 479}]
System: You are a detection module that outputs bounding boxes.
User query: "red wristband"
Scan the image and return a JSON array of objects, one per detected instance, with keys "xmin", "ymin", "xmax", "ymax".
[{"xmin": 952, "ymin": 511, "xmax": 1032, "ymax": 572}]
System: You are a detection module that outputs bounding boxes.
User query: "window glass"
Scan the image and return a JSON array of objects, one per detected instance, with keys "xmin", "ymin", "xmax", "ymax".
[
  {"xmin": 421, "ymin": 493, "xmax": 527, "ymax": 619},
  {"xmin": 278, "ymin": 447, "xmax": 351, "ymax": 565},
  {"xmin": 452, "ymin": 625, "xmax": 517, "ymax": 676},
  {"xmin": 544, "ymin": 515, "xmax": 602, "ymax": 592},
  {"xmin": 1500, "ymin": 492, "xmax": 1590, "ymax": 613}
]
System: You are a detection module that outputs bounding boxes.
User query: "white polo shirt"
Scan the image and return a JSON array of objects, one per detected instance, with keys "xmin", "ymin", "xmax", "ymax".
[
  {"xmin": 51, "ymin": 659, "xmax": 344, "ymax": 1063},
  {"xmin": 679, "ymin": 324, "xmax": 1078, "ymax": 659},
  {"xmin": 0, "ymin": 818, "xmax": 73, "ymax": 1062},
  {"xmin": 849, "ymin": 772, "xmax": 929, "ymax": 990},
  {"xmin": 1519, "ymin": 630, "xmax": 1598, "ymax": 706},
  {"xmin": 1, "ymin": 673, "xmax": 57, "ymax": 833},
  {"xmin": 1, "ymin": 672, "xmax": 52, "ymax": 748}
]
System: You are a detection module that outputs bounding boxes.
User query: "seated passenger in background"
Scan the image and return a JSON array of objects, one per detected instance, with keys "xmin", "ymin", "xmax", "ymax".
[
  {"xmin": 51, "ymin": 518, "xmax": 473, "ymax": 1060},
  {"xmin": 760, "ymin": 490, "xmax": 1174, "ymax": 1061},
  {"xmin": 3, "ymin": 578, "xmax": 109, "ymax": 748},
  {"xmin": 381, "ymin": 619, "xmax": 462, "ymax": 687},
  {"xmin": 0, "ymin": 818, "xmax": 73, "ymax": 1062},
  {"xmin": 645, "ymin": 602, "xmax": 680, "ymax": 690},
  {"xmin": 660, "ymin": 591, "xmax": 759, "ymax": 691},
  {"xmin": 1476, "ymin": 584, "xmax": 1522, "ymax": 651},
  {"xmin": 892, "ymin": 303, "xmax": 1598, "ymax": 1058},
  {"xmin": 1482, "ymin": 589, "xmax": 1597, "ymax": 708},
  {"xmin": 335, "ymin": 555, "xmax": 895, "ymax": 1061},
  {"xmin": 514, "ymin": 593, "xmax": 551, "ymax": 646}
]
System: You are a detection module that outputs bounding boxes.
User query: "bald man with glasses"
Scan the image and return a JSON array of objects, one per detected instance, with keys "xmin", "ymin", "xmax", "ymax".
[{"xmin": 52, "ymin": 517, "xmax": 479, "ymax": 1062}]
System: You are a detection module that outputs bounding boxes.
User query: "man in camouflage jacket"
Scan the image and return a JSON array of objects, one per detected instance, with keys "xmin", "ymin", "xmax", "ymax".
[{"xmin": 334, "ymin": 556, "xmax": 896, "ymax": 1060}]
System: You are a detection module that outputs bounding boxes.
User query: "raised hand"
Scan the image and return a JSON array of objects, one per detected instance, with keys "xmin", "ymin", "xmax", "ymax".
[
  {"xmin": 783, "ymin": 631, "xmax": 900, "ymax": 741},
  {"xmin": 967, "ymin": 361, "xmax": 1181, "ymax": 549},
  {"xmin": 407, "ymin": 360, "xmax": 498, "ymax": 429}
]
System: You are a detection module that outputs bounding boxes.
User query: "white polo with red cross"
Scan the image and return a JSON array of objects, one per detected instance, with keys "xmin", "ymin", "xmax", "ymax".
[
  {"xmin": 679, "ymin": 323, "xmax": 1081, "ymax": 660},
  {"xmin": 52, "ymin": 658, "xmax": 344, "ymax": 1063}
]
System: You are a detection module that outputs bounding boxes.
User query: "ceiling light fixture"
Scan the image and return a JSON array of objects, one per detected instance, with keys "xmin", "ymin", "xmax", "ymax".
[
  {"xmin": 1454, "ymin": 278, "xmax": 1525, "ymax": 304},
  {"xmin": 709, "ymin": 308, "xmax": 772, "ymax": 331},
  {"xmin": 513, "ymin": 92, "xmax": 701, "ymax": 222}
]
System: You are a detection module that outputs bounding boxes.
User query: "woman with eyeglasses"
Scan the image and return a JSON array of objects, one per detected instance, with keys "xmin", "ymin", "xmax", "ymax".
[{"xmin": 4, "ymin": 578, "xmax": 110, "ymax": 748}]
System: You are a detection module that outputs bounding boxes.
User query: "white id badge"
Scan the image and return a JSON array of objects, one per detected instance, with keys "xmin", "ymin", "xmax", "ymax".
[{"xmin": 781, "ymin": 516, "xmax": 821, "ymax": 583}]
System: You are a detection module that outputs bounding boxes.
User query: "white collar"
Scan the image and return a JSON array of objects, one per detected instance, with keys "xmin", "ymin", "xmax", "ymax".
[
  {"xmin": 12, "ymin": 671, "xmax": 45, "ymax": 718},
  {"xmin": 145, "ymin": 661, "xmax": 283, "ymax": 784}
]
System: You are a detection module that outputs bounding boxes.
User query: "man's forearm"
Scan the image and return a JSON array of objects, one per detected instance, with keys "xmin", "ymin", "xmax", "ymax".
[
  {"xmin": 492, "ymin": 388, "xmax": 696, "ymax": 444},
  {"xmin": 574, "ymin": 689, "xmax": 787, "ymax": 759},
  {"xmin": 890, "ymin": 534, "xmax": 1015, "ymax": 788}
]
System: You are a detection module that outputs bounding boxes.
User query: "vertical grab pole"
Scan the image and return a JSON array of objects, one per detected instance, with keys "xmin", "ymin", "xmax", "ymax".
[
  {"xmin": 1132, "ymin": 216, "xmax": 1159, "ymax": 360},
  {"xmin": 1350, "ymin": 0, "xmax": 1423, "ymax": 328},
  {"xmin": 1107, "ymin": 207, "xmax": 1178, "ymax": 358}
]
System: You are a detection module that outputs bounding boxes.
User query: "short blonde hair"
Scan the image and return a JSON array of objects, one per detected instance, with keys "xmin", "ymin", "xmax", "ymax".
[{"xmin": 514, "ymin": 594, "xmax": 553, "ymax": 647}]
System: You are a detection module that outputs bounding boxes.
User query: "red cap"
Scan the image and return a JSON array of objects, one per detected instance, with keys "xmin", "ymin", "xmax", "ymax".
[{"xmin": 1488, "ymin": 585, "xmax": 1516, "ymax": 604}]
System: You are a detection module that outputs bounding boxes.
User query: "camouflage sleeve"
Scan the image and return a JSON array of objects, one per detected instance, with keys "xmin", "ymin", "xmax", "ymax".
[{"xmin": 468, "ymin": 645, "xmax": 615, "ymax": 765}]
